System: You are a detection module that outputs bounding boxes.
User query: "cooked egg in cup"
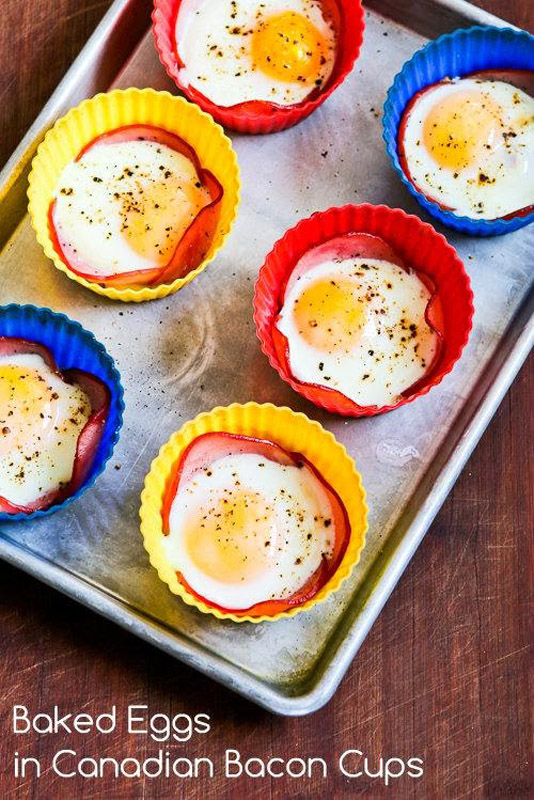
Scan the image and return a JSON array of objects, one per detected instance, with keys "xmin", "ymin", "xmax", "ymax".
[
  {"xmin": 140, "ymin": 403, "xmax": 367, "ymax": 622},
  {"xmin": 153, "ymin": 0, "xmax": 365, "ymax": 133},
  {"xmin": 383, "ymin": 26, "xmax": 534, "ymax": 235},
  {"xmin": 254, "ymin": 204, "xmax": 473, "ymax": 416},
  {"xmin": 0, "ymin": 305, "xmax": 123, "ymax": 520},
  {"xmin": 28, "ymin": 89, "xmax": 240, "ymax": 301}
]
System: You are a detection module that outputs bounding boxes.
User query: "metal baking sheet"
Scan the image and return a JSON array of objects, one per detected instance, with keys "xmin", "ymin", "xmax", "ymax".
[{"xmin": 0, "ymin": 0, "xmax": 532, "ymax": 715}]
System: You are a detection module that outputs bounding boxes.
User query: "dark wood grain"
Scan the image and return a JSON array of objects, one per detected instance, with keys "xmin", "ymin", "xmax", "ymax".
[{"xmin": 0, "ymin": 2, "xmax": 532, "ymax": 798}]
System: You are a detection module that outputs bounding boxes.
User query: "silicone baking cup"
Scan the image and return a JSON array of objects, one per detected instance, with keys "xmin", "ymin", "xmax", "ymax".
[
  {"xmin": 383, "ymin": 25, "xmax": 534, "ymax": 236},
  {"xmin": 152, "ymin": 0, "xmax": 365, "ymax": 134},
  {"xmin": 0, "ymin": 304, "xmax": 124, "ymax": 521},
  {"xmin": 254, "ymin": 204, "xmax": 474, "ymax": 416},
  {"xmin": 140, "ymin": 402, "xmax": 368, "ymax": 623},
  {"xmin": 28, "ymin": 88, "xmax": 240, "ymax": 301}
]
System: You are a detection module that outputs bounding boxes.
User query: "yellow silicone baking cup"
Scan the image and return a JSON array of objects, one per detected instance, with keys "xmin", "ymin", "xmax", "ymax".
[
  {"xmin": 27, "ymin": 88, "xmax": 240, "ymax": 302},
  {"xmin": 140, "ymin": 402, "xmax": 368, "ymax": 623}
]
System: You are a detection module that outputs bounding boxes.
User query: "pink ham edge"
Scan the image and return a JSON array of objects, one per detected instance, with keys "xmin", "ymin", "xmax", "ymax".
[
  {"xmin": 63, "ymin": 368, "xmax": 111, "ymax": 494},
  {"xmin": 49, "ymin": 124, "xmax": 223, "ymax": 289},
  {"xmin": 161, "ymin": 431, "xmax": 347, "ymax": 541},
  {"xmin": 160, "ymin": 430, "xmax": 351, "ymax": 616},
  {"xmin": 468, "ymin": 68, "xmax": 534, "ymax": 98}
]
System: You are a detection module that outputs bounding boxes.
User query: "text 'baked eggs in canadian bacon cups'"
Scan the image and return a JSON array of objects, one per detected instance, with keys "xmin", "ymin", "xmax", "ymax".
[
  {"xmin": 140, "ymin": 403, "xmax": 368, "ymax": 623},
  {"xmin": 0, "ymin": 304, "xmax": 124, "ymax": 520},
  {"xmin": 28, "ymin": 89, "xmax": 240, "ymax": 301},
  {"xmin": 254, "ymin": 204, "xmax": 474, "ymax": 416},
  {"xmin": 152, "ymin": 0, "xmax": 365, "ymax": 134},
  {"xmin": 383, "ymin": 25, "xmax": 534, "ymax": 236}
]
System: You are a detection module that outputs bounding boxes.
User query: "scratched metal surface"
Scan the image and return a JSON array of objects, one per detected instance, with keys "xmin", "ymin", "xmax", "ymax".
[{"xmin": 0, "ymin": 0, "xmax": 533, "ymax": 714}]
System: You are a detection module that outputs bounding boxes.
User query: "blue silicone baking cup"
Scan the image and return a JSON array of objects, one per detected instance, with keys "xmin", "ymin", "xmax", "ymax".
[
  {"xmin": 383, "ymin": 25, "xmax": 534, "ymax": 236},
  {"xmin": 0, "ymin": 304, "xmax": 124, "ymax": 521}
]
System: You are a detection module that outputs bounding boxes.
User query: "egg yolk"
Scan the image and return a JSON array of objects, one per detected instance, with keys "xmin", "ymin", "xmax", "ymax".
[
  {"xmin": 184, "ymin": 489, "xmax": 276, "ymax": 583},
  {"xmin": 117, "ymin": 177, "xmax": 205, "ymax": 262},
  {"xmin": 0, "ymin": 366, "xmax": 53, "ymax": 454},
  {"xmin": 423, "ymin": 89, "xmax": 503, "ymax": 171},
  {"xmin": 251, "ymin": 12, "xmax": 327, "ymax": 84},
  {"xmin": 292, "ymin": 277, "xmax": 365, "ymax": 352}
]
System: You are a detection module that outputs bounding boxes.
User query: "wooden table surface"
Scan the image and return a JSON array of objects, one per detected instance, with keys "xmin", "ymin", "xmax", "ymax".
[{"xmin": 0, "ymin": 2, "xmax": 532, "ymax": 798}]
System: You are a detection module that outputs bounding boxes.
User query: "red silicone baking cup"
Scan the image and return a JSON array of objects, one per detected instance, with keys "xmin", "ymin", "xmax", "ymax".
[
  {"xmin": 152, "ymin": 0, "xmax": 365, "ymax": 134},
  {"xmin": 253, "ymin": 204, "xmax": 474, "ymax": 417}
]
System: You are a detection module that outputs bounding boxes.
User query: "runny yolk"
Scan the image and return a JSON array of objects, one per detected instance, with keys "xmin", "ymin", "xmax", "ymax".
[
  {"xmin": 0, "ymin": 366, "xmax": 54, "ymax": 454},
  {"xmin": 292, "ymin": 277, "xmax": 365, "ymax": 352},
  {"xmin": 423, "ymin": 89, "xmax": 503, "ymax": 171},
  {"xmin": 251, "ymin": 12, "xmax": 327, "ymax": 84},
  {"xmin": 184, "ymin": 489, "xmax": 277, "ymax": 583}
]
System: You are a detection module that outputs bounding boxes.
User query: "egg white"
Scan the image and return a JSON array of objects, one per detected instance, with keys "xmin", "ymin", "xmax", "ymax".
[
  {"xmin": 175, "ymin": 0, "xmax": 336, "ymax": 107},
  {"xmin": 53, "ymin": 139, "xmax": 211, "ymax": 278},
  {"xmin": 402, "ymin": 78, "xmax": 534, "ymax": 219},
  {"xmin": 0, "ymin": 353, "xmax": 91, "ymax": 507},
  {"xmin": 277, "ymin": 257, "xmax": 439, "ymax": 407},
  {"xmin": 163, "ymin": 452, "xmax": 334, "ymax": 610}
]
